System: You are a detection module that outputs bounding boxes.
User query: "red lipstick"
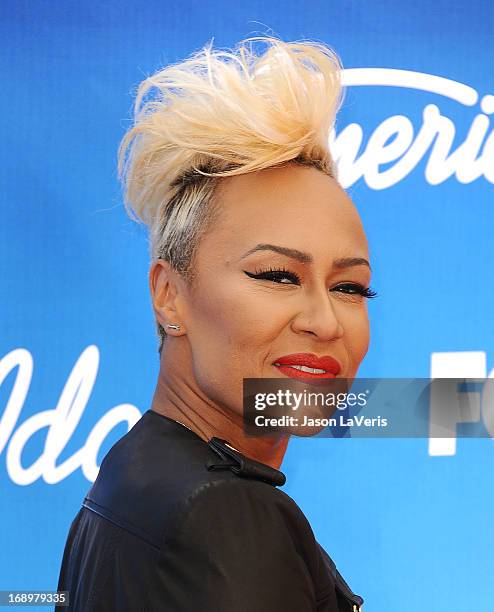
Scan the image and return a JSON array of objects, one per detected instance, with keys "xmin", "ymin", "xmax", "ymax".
[{"xmin": 272, "ymin": 352, "xmax": 341, "ymax": 380}]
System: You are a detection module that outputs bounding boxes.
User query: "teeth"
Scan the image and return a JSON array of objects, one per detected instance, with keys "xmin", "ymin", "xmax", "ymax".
[
  {"xmin": 274, "ymin": 363, "xmax": 327, "ymax": 374},
  {"xmin": 292, "ymin": 365, "xmax": 327, "ymax": 374}
]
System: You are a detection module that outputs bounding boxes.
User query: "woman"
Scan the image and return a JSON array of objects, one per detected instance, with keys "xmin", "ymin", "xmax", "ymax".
[{"xmin": 56, "ymin": 36, "xmax": 374, "ymax": 611}]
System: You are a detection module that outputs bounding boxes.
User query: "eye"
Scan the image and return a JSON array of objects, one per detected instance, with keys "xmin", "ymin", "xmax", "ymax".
[
  {"xmin": 243, "ymin": 267, "xmax": 301, "ymax": 285},
  {"xmin": 331, "ymin": 283, "xmax": 378, "ymax": 298}
]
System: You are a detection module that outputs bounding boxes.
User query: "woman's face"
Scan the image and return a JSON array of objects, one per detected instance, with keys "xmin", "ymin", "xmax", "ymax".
[{"xmin": 174, "ymin": 163, "xmax": 371, "ymax": 418}]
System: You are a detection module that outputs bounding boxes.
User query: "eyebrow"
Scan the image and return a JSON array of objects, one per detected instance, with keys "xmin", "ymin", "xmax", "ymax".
[{"xmin": 239, "ymin": 243, "xmax": 371, "ymax": 271}]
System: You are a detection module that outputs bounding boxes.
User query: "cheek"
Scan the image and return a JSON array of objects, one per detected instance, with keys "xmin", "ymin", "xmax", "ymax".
[
  {"xmin": 184, "ymin": 279, "xmax": 282, "ymax": 385},
  {"xmin": 188, "ymin": 280, "xmax": 285, "ymax": 352},
  {"xmin": 184, "ymin": 279, "xmax": 287, "ymax": 415},
  {"xmin": 340, "ymin": 304, "xmax": 370, "ymax": 366}
]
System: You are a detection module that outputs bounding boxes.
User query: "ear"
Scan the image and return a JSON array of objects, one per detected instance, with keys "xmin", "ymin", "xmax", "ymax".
[{"xmin": 149, "ymin": 259, "xmax": 186, "ymax": 336}]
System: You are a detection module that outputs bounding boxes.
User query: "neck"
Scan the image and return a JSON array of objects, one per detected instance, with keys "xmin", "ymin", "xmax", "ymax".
[{"xmin": 150, "ymin": 348, "xmax": 289, "ymax": 470}]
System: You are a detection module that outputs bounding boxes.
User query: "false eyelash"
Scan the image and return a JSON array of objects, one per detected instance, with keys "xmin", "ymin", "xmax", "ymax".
[
  {"xmin": 333, "ymin": 283, "xmax": 378, "ymax": 299},
  {"xmin": 361, "ymin": 287, "xmax": 378, "ymax": 298},
  {"xmin": 245, "ymin": 266, "xmax": 301, "ymax": 284},
  {"xmin": 244, "ymin": 268, "xmax": 378, "ymax": 299}
]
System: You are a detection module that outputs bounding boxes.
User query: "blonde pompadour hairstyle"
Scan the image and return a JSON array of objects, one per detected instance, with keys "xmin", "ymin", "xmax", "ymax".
[{"xmin": 117, "ymin": 36, "xmax": 343, "ymax": 354}]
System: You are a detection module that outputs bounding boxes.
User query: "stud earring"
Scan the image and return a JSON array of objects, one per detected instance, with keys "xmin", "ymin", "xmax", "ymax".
[{"xmin": 166, "ymin": 323, "xmax": 181, "ymax": 331}]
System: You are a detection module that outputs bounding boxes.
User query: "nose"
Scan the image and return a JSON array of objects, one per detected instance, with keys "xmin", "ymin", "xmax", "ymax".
[{"xmin": 291, "ymin": 287, "xmax": 344, "ymax": 341}]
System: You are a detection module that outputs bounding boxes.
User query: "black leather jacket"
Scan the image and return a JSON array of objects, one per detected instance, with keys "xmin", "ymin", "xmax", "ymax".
[{"xmin": 56, "ymin": 410, "xmax": 364, "ymax": 611}]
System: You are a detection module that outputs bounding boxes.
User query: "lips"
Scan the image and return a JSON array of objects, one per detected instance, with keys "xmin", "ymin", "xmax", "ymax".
[{"xmin": 272, "ymin": 352, "xmax": 342, "ymax": 379}]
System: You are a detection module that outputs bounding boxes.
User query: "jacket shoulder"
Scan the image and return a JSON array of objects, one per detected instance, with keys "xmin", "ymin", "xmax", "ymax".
[{"xmin": 58, "ymin": 478, "xmax": 319, "ymax": 612}]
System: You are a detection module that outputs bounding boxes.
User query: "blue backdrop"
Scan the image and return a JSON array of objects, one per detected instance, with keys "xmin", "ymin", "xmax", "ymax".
[{"xmin": 1, "ymin": 2, "xmax": 493, "ymax": 610}]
